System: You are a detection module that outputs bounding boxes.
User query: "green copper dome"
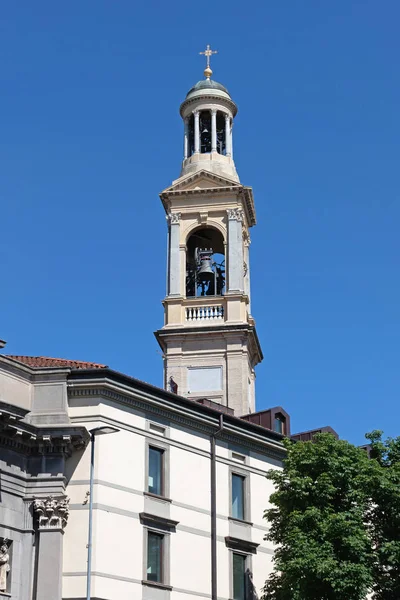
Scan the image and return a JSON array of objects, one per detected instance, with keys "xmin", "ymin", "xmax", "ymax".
[{"xmin": 186, "ymin": 79, "xmax": 230, "ymax": 98}]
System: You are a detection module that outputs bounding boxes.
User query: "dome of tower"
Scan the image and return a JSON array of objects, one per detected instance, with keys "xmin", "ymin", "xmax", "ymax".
[{"xmin": 186, "ymin": 79, "xmax": 230, "ymax": 99}]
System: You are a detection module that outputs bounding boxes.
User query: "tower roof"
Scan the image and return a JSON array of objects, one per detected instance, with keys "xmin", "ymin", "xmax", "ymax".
[{"xmin": 186, "ymin": 78, "xmax": 231, "ymax": 99}]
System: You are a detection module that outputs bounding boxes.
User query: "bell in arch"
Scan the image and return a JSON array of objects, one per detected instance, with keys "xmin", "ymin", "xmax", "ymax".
[{"xmin": 196, "ymin": 248, "xmax": 214, "ymax": 282}]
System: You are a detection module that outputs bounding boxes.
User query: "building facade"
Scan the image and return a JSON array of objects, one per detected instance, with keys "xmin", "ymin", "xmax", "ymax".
[{"xmin": 0, "ymin": 60, "xmax": 303, "ymax": 600}]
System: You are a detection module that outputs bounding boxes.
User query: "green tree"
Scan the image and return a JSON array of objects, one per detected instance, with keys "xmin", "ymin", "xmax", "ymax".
[
  {"xmin": 366, "ymin": 431, "xmax": 400, "ymax": 600},
  {"xmin": 262, "ymin": 433, "xmax": 373, "ymax": 600}
]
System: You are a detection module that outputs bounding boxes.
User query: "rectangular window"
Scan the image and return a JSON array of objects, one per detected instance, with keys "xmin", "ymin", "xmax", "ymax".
[
  {"xmin": 147, "ymin": 531, "xmax": 163, "ymax": 582},
  {"xmin": 233, "ymin": 552, "xmax": 246, "ymax": 600},
  {"xmin": 232, "ymin": 473, "xmax": 245, "ymax": 520},
  {"xmin": 148, "ymin": 447, "xmax": 164, "ymax": 496},
  {"xmin": 274, "ymin": 414, "xmax": 285, "ymax": 434}
]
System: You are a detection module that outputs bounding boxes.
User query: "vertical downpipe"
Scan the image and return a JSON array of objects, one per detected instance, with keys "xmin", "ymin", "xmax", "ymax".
[{"xmin": 211, "ymin": 414, "xmax": 224, "ymax": 600}]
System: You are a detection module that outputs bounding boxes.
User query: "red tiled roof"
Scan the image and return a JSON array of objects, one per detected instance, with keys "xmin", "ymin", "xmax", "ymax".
[{"xmin": 6, "ymin": 356, "xmax": 107, "ymax": 369}]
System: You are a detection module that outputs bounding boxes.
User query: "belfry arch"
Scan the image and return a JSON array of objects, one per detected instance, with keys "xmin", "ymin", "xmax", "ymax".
[{"xmin": 185, "ymin": 226, "xmax": 225, "ymax": 297}]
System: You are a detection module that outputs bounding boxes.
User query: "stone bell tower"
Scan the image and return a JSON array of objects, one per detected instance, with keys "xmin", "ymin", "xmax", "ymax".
[{"xmin": 155, "ymin": 47, "xmax": 262, "ymax": 416}]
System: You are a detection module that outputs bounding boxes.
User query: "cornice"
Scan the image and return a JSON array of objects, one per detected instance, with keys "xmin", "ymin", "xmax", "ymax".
[
  {"xmin": 179, "ymin": 94, "xmax": 238, "ymax": 118},
  {"xmin": 67, "ymin": 381, "xmax": 285, "ymax": 460},
  {"xmin": 0, "ymin": 401, "xmax": 89, "ymax": 456}
]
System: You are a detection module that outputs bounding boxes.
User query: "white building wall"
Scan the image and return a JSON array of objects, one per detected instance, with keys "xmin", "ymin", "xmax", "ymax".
[{"xmin": 64, "ymin": 394, "xmax": 281, "ymax": 600}]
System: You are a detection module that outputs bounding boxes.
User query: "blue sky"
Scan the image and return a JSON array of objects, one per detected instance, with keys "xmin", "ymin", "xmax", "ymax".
[{"xmin": 1, "ymin": 1, "xmax": 399, "ymax": 445}]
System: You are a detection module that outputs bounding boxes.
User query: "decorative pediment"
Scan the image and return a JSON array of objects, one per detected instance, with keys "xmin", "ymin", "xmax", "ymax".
[{"xmin": 162, "ymin": 170, "xmax": 242, "ymax": 195}]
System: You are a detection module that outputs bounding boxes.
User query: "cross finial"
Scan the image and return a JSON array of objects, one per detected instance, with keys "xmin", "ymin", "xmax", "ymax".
[{"xmin": 199, "ymin": 44, "xmax": 217, "ymax": 79}]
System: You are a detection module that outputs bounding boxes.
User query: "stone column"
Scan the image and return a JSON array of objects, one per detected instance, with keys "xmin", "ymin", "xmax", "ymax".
[
  {"xmin": 227, "ymin": 209, "xmax": 244, "ymax": 293},
  {"xmin": 225, "ymin": 114, "xmax": 232, "ymax": 157},
  {"xmin": 183, "ymin": 117, "xmax": 189, "ymax": 159},
  {"xmin": 194, "ymin": 110, "xmax": 200, "ymax": 154},
  {"xmin": 168, "ymin": 212, "xmax": 181, "ymax": 296},
  {"xmin": 211, "ymin": 109, "xmax": 217, "ymax": 152},
  {"xmin": 33, "ymin": 496, "xmax": 69, "ymax": 600}
]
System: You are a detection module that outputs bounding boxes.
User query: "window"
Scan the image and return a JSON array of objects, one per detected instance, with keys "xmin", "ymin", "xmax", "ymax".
[
  {"xmin": 147, "ymin": 531, "xmax": 163, "ymax": 583},
  {"xmin": 231, "ymin": 473, "xmax": 245, "ymax": 520},
  {"xmin": 148, "ymin": 447, "xmax": 164, "ymax": 496},
  {"xmin": 274, "ymin": 413, "xmax": 286, "ymax": 435},
  {"xmin": 233, "ymin": 552, "xmax": 246, "ymax": 600}
]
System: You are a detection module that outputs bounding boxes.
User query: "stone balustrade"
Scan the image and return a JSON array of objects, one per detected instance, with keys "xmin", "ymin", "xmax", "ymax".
[{"xmin": 185, "ymin": 305, "xmax": 224, "ymax": 322}]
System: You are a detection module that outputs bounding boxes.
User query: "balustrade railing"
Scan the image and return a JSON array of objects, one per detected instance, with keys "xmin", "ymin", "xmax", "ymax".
[{"xmin": 185, "ymin": 305, "xmax": 224, "ymax": 322}]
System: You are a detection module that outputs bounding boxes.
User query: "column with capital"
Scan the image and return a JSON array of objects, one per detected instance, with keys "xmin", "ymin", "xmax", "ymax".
[
  {"xmin": 168, "ymin": 212, "xmax": 181, "ymax": 296},
  {"xmin": 194, "ymin": 110, "xmax": 200, "ymax": 154},
  {"xmin": 225, "ymin": 114, "xmax": 232, "ymax": 157},
  {"xmin": 33, "ymin": 496, "xmax": 69, "ymax": 600},
  {"xmin": 211, "ymin": 109, "xmax": 217, "ymax": 152},
  {"xmin": 226, "ymin": 209, "xmax": 244, "ymax": 292},
  {"xmin": 183, "ymin": 117, "xmax": 189, "ymax": 159}
]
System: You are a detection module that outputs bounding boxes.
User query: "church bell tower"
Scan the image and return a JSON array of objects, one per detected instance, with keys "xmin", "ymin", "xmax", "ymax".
[{"xmin": 155, "ymin": 47, "xmax": 262, "ymax": 416}]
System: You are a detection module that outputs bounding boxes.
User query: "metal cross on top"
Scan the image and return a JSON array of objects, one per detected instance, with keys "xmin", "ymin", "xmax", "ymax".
[{"xmin": 199, "ymin": 44, "xmax": 218, "ymax": 69}]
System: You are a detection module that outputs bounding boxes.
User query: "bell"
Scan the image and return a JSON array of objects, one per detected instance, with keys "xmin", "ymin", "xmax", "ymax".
[{"xmin": 198, "ymin": 257, "xmax": 214, "ymax": 282}]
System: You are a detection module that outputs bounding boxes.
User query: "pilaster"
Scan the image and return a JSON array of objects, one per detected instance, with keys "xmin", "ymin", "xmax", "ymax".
[
  {"xmin": 227, "ymin": 208, "xmax": 244, "ymax": 293},
  {"xmin": 33, "ymin": 496, "xmax": 69, "ymax": 600},
  {"xmin": 167, "ymin": 212, "xmax": 181, "ymax": 297}
]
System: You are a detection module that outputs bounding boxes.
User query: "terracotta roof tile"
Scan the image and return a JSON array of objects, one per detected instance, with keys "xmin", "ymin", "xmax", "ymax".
[{"xmin": 6, "ymin": 356, "xmax": 107, "ymax": 370}]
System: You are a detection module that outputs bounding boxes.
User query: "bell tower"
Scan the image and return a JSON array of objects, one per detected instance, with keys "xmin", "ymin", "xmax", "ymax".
[{"xmin": 155, "ymin": 47, "xmax": 262, "ymax": 416}]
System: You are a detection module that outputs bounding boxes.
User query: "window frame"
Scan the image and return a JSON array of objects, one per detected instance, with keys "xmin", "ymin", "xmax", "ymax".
[
  {"xmin": 273, "ymin": 412, "xmax": 286, "ymax": 435},
  {"xmin": 230, "ymin": 550, "xmax": 252, "ymax": 600},
  {"xmin": 229, "ymin": 468, "xmax": 251, "ymax": 523},
  {"xmin": 142, "ymin": 526, "xmax": 172, "ymax": 590},
  {"xmin": 148, "ymin": 446, "xmax": 164, "ymax": 496},
  {"xmin": 145, "ymin": 439, "xmax": 170, "ymax": 500}
]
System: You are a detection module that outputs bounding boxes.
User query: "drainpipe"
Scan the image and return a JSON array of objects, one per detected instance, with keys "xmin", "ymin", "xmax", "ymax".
[{"xmin": 211, "ymin": 414, "xmax": 224, "ymax": 600}]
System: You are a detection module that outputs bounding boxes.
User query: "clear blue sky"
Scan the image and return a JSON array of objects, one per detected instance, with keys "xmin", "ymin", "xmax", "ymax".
[{"xmin": 1, "ymin": 2, "xmax": 399, "ymax": 445}]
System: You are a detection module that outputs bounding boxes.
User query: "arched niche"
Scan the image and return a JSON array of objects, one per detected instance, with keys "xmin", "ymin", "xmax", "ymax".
[{"xmin": 186, "ymin": 226, "xmax": 225, "ymax": 298}]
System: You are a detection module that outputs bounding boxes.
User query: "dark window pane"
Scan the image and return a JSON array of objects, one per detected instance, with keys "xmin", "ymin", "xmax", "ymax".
[
  {"xmin": 148, "ymin": 447, "xmax": 163, "ymax": 495},
  {"xmin": 274, "ymin": 416, "xmax": 285, "ymax": 434},
  {"xmin": 233, "ymin": 553, "xmax": 246, "ymax": 600},
  {"xmin": 232, "ymin": 474, "xmax": 245, "ymax": 520},
  {"xmin": 147, "ymin": 532, "xmax": 163, "ymax": 582}
]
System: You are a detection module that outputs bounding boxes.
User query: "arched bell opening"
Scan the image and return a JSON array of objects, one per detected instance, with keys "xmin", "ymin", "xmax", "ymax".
[{"xmin": 186, "ymin": 227, "xmax": 225, "ymax": 298}]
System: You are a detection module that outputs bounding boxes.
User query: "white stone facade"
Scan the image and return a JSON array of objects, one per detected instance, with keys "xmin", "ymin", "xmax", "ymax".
[{"xmin": 63, "ymin": 374, "xmax": 283, "ymax": 600}]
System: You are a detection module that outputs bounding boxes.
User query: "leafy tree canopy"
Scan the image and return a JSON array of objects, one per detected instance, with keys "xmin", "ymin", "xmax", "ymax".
[{"xmin": 262, "ymin": 433, "xmax": 373, "ymax": 600}]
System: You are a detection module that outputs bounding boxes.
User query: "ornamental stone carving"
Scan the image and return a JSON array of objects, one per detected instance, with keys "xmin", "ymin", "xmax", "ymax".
[
  {"xmin": 227, "ymin": 208, "xmax": 244, "ymax": 221},
  {"xmin": 167, "ymin": 212, "xmax": 181, "ymax": 224},
  {"xmin": 33, "ymin": 495, "xmax": 70, "ymax": 530},
  {"xmin": 0, "ymin": 539, "xmax": 10, "ymax": 592}
]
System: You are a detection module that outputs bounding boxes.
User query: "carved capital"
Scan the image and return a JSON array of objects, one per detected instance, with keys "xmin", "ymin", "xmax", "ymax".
[
  {"xmin": 33, "ymin": 495, "xmax": 70, "ymax": 530},
  {"xmin": 193, "ymin": 110, "xmax": 200, "ymax": 117},
  {"xmin": 168, "ymin": 212, "xmax": 181, "ymax": 225},
  {"xmin": 227, "ymin": 208, "xmax": 244, "ymax": 221}
]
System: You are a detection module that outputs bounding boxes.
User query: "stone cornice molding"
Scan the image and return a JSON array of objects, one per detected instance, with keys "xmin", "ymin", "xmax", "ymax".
[
  {"xmin": 0, "ymin": 403, "xmax": 89, "ymax": 456},
  {"xmin": 33, "ymin": 495, "xmax": 70, "ymax": 530},
  {"xmin": 180, "ymin": 94, "xmax": 238, "ymax": 118},
  {"xmin": 67, "ymin": 383, "xmax": 284, "ymax": 459}
]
